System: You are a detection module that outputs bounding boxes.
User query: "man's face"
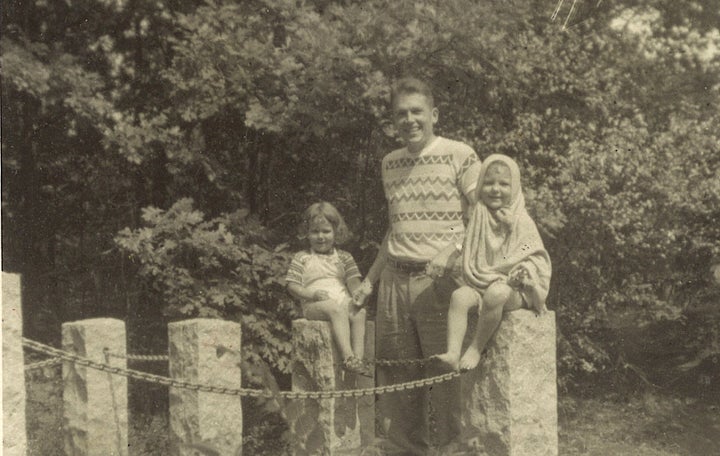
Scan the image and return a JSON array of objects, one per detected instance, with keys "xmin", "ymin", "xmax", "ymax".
[{"xmin": 392, "ymin": 93, "xmax": 438, "ymax": 153}]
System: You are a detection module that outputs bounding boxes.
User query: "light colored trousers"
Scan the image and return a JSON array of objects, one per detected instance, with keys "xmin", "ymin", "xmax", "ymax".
[{"xmin": 375, "ymin": 265, "xmax": 463, "ymax": 455}]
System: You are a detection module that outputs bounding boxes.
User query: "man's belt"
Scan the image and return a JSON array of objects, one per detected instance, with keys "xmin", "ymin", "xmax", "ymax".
[{"xmin": 387, "ymin": 257, "xmax": 428, "ymax": 274}]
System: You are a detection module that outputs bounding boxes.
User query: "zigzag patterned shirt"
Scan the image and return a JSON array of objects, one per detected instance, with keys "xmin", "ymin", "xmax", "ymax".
[{"xmin": 382, "ymin": 137, "xmax": 481, "ymax": 262}]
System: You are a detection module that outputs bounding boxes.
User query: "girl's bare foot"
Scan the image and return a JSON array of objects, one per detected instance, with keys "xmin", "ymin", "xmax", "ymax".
[
  {"xmin": 459, "ymin": 346, "xmax": 482, "ymax": 371},
  {"xmin": 433, "ymin": 352, "xmax": 460, "ymax": 371}
]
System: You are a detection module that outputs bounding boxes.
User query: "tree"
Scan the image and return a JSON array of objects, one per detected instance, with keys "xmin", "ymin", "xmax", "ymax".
[{"xmin": 3, "ymin": 0, "xmax": 719, "ymax": 394}]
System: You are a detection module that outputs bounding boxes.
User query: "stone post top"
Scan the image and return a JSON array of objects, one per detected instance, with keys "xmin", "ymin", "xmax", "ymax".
[
  {"xmin": 63, "ymin": 318, "xmax": 125, "ymax": 327},
  {"xmin": 168, "ymin": 318, "xmax": 241, "ymax": 327},
  {"xmin": 293, "ymin": 318, "xmax": 374, "ymax": 326},
  {"xmin": 1, "ymin": 271, "xmax": 21, "ymax": 282},
  {"xmin": 505, "ymin": 309, "xmax": 555, "ymax": 322}
]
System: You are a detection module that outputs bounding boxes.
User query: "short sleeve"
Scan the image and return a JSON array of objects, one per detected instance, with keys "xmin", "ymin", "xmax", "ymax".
[
  {"xmin": 285, "ymin": 252, "xmax": 306, "ymax": 286},
  {"xmin": 338, "ymin": 250, "xmax": 361, "ymax": 281}
]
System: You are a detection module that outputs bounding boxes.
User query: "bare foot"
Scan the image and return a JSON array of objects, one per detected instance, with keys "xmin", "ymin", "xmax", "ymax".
[
  {"xmin": 433, "ymin": 352, "xmax": 460, "ymax": 371},
  {"xmin": 459, "ymin": 346, "xmax": 482, "ymax": 371}
]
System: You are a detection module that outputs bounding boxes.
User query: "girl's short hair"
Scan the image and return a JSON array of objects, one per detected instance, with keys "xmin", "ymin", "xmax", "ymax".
[{"xmin": 300, "ymin": 202, "xmax": 351, "ymax": 245}]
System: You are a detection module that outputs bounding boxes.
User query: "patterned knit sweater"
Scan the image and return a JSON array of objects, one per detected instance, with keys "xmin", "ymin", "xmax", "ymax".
[{"xmin": 382, "ymin": 136, "xmax": 481, "ymax": 262}]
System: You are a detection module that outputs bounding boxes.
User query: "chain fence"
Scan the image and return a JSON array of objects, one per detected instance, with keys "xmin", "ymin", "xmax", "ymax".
[
  {"xmin": 25, "ymin": 357, "xmax": 62, "ymax": 373},
  {"xmin": 105, "ymin": 349, "xmax": 431, "ymax": 367},
  {"xmin": 105, "ymin": 352, "xmax": 169, "ymax": 362},
  {"xmin": 22, "ymin": 338, "xmax": 462, "ymax": 400}
]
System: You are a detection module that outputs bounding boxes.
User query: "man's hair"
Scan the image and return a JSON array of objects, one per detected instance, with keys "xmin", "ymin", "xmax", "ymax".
[
  {"xmin": 299, "ymin": 201, "xmax": 351, "ymax": 245},
  {"xmin": 390, "ymin": 77, "xmax": 434, "ymax": 108}
]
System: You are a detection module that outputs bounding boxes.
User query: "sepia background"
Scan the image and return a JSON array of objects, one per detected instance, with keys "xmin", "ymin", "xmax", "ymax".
[{"xmin": 2, "ymin": 0, "xmax": 719, "ymax": 454}]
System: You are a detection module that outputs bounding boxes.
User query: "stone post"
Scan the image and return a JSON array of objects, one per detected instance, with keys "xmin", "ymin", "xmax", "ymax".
[
  {"xmin": 2, "ymin": 273, "xmax": 27, "ymax": 456},
  {"xmin": 62, "ymin": 318, "xmax": 128, "ymax": 456},
  {"xmin": 288, "ymin": 319, "xmax": 375, "ymax": 455},
  {"xmin": 460, "ymin": 310, "xmax": 558, "ymax": 456},
  {"xmin": 358, "ymin": 321, "xmax": 375, "ymax": 447},
  {"xmin": 168, "ymin": 318, "xmax": 243, "ymax": 456}
]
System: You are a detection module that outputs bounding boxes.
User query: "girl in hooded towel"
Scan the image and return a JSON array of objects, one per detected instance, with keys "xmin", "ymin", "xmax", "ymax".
[{"xmin": 435, "ymin": 154, "xmax": 552, "ymax": 371}]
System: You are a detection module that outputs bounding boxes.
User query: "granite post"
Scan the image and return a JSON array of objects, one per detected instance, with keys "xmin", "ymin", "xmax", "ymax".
[
  {"xmin": 460, "ymin": 310, "xmax": 558, "ymax": 456},
  {"xmin": 62, "ymin": 318, "xmax": 128, "ymax": 456},
  {"xmin": 359, "ymin": 321, "xmax": 375, "ymax": 447},
  {"xmin": 168, "ymin": 318, "xmax": 243, "ymax": 456},
  {"xmin": 288, "ymin": 319, "xmax": 375, "ymax": 455},
  {"xmin": 2, "ymin": 273, "xmax": 27, "ymax": 456}
]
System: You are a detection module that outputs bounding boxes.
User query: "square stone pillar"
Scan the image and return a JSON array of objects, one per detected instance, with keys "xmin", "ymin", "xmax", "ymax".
[
  {"xmin": 288, "ymin": 319, "xmax": 375, "ymax": 455},
  {"xmin": 62, "ymin": 318, "xmax": 128, "ymax": 456},
  {"xmin": 359, "ymin": 321, "xmax": 375, "ymax": 447},
  {"xmin": 168, "ymin": 318, "xmax": 243, "ymax": 456},
  {"xmin": 460, "ymin": 310, "xmax": 557, "ymax": 456},
  {"xmin": 2, "ymin": 273, "xmax": 26, "ymax": 456}
]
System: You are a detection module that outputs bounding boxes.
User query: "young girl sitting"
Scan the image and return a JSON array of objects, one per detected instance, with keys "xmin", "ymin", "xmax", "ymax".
[
  {"xmin": 285, "ymin": 202, "xmax": 368, "ymax": 374},
  {"xmin": 435, "ymin": 154, "xmax": 552, "ymax": 371}
]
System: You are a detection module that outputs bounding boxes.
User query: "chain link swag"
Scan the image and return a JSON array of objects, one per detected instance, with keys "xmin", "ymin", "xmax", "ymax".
[{"xmin": 22, "ymin": 338, "xmax": 462, "ymax": 399}]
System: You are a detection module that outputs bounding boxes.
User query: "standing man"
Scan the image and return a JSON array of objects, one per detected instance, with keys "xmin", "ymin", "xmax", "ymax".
[{"xmin": 358, "ymin": 77, "xmax": 481, "ymax": 454}]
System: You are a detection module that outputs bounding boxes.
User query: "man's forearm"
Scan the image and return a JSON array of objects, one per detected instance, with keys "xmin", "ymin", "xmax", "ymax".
[{"xmin": 364, "ymin": 232, "xmax": 389, "ymax": 285}]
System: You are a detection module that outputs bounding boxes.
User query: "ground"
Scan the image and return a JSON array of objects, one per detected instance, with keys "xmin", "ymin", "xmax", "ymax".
[
  {"xmin": 559, "ymin": 393, "xmax": 720, "ymax": 456},
  {"xmin": 24, "ymin": 367, "xmax": 720, "ymax": 456}
]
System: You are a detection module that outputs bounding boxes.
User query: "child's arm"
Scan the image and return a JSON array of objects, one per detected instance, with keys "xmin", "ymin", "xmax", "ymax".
[
  {"xmin": 287, "ymin": 283, "xmax": 328, "ymax": 302},
  {"xmin": 286, "ymin": 252, "xmax": 328, "ymax": 301},
  {"xmin": 508, "ymin": 263, "xmax": 546, "ymax": 315},
  {"xmin": 346, "ymin": 277, "xmax": 362, "ymax": 297}
]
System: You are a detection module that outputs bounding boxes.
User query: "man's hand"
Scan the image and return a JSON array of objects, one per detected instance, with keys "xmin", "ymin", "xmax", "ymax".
[
  {"xmin": 425, "ymin": 247, "xmax": 460, "ymax": 279},
  {"xmin": 351, "ymin": 280, "xmax": 373, "ymax": 307}
]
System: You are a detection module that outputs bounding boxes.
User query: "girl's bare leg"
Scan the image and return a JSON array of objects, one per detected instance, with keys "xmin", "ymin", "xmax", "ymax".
[
  {"xmin": 349, "ymin": 307, "xmax": 367, "ymax": 359},
  {"xmin": 434, "ymin": 286, "xmax": 480, "ymax": 370},
  {"xmin": 459, "ymin": 282, "xmax": 523, "ymax": 371},
  {"xmin": 303, "ymin": 299, "xmax": 354, "ymax": 360}
]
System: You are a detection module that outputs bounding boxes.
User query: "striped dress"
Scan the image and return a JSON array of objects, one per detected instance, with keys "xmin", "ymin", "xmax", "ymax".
[
  {"xmin": 285, "ymin": 249, "xmax": 361, "ymax": 305},
  {"xmin": 382, "ymin": 137, "xmax": 481, "ymax": 262}
]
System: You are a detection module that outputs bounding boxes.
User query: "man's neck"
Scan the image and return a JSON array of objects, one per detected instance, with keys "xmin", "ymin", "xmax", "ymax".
[{"xmin": 407, "ymin": 135, "xmax": 438, "ymax": 154}]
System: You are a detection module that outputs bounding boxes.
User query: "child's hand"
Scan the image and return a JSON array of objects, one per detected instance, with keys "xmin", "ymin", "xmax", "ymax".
[
  {"xmin": 312, "ymin": 290, "xmax": 330, "ymax": 301},
  {"xmin": 508, "ymin": 267, "xmax": 529, "ymax": 289},
  {"xmin": 352, "ymin": 280, "xmax": 373, "ymax": 307},
  {"xmin": 352, "ymin": 290, "xmax": 368, "ymax": 307},
  {"xmin": 495, "ymin": 207, "xmax": 513, "ymax": 228}
]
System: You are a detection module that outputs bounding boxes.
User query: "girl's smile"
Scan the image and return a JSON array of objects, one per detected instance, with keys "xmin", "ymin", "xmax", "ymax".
[
  {"xmin": 308, "ymin": 219, "xmax": 335, "ymax": 254},
  {"xmin": 479, "ymin": 163, "xmax": 512, "ymax": 210}
]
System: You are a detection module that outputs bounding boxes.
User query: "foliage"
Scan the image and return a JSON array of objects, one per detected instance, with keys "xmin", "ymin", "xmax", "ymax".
[
  {"xmin": 116, "ymin": 198, "xmax": 298, "ymax": 373},
  {"xmin": 3, "ymin": 0, "xmax": 720, "ymax": 400}
]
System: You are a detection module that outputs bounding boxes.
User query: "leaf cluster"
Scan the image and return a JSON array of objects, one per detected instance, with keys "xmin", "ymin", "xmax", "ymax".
[{"xmin": 116, "ymin": 198, "xmax": 298, "ymax": 373}]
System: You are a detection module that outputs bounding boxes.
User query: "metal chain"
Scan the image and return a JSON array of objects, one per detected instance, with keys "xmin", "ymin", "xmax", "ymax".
[
  {"xmin": 373, "ymin": 358, "xmax": 431, "ymax": 366},
  {"xmin": 25, "ymin": 357, "xmax": 62, "ymax": 372},
  {"xmin": 106, "ymin": 352, "xmax": 169, "ymax": 362},
  {"xmin": 313, "ymin": 357, "xmax": 432, "ymax": 369},
  {"xmin": 22, "ymin": 338, "xmax": 462, "ymax": 400}
]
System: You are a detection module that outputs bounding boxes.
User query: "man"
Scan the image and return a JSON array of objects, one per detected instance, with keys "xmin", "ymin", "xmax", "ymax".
[{"xmin": 358, "ymin": 77, "xmax": 481, "ymax": 454}]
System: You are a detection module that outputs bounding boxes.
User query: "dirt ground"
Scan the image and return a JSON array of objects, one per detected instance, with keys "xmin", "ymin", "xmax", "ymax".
[
  {"xmin": 25, "ymin": 369, "xmax": 720, "ymax": 455},
  {"xmin": 559, "ymin": 393, "xmax": 720, "ymax": 456}
]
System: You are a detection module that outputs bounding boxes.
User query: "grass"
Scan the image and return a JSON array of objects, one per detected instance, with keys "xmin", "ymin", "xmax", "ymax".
[
  {"xmin": 26, "ymin": 367, "xmax": 720, "ymax": 455},
  {"xmin": 559, "ymin": 392, "xmax": 720, "ymax": 456}
]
